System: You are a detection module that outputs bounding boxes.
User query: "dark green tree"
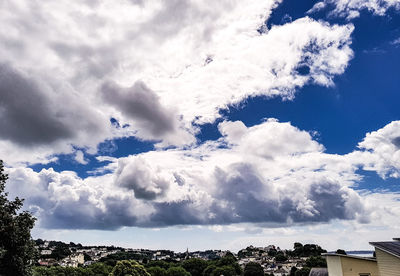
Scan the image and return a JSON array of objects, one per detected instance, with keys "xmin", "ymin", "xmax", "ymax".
[
  {"xmin": 295, "ymin": 267, "xmax": 310, "ymax": 276},
  {"xmin": 275, "ymin": 253, "xmax": 288, "ymax": 262},
  {"xmin": 290, "ymin": 266, "xmax": 298, "ymax": 276},
  {"xmin": 147, "ymin": 266, "xmax": 167, "ymax": 276},
  {"xmin": 165, "ymin": 266, "xmax": 190, "ymax": 276},
  {"xmin": 217, "ymin": 256, "xmax": 242, "ymax": 275},
  {"xmin": 336, "ymin": 249, "xmax": 347, "ymax": 255},
  {"xmin": 110, "ymin": 260, "xmax": 151, "ymax": 276},
  {"xmin": 268, "ymin": 248, "xmax": 278, "ymax": 257},
  {"xmin": 0, "ymin": 160, "xmax": 38, "ymax": 276},
  {"xmin": 305, "ymin": 256, "xmax": 327, "ymax": 268},
  {"xmin": 203, "ymin": 264, "xmax": 217, "ymax": 276},
  {"xmin": 182, "ymin": 258, "xmax": 208, "ymax": 276},
  {"xmin": 243, "ymin": 262, "xmax": 264, "ymax": 276},
  {"xmin": 211, "ymin": 265, "xmax": 236, "ymax": 276},
  {"xmin": 145, "ymin": 260, "xmax": 172, "ymax": 270}
]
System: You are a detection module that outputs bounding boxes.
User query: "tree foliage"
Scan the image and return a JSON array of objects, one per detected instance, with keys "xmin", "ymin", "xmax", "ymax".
[
  {"xmin": 305, "ymin": 256, "xmax": 327, "ymax": 268},
  {"xmin": 336, "ymin": 249, "xmax": 347, "ymax": 255},
  {"xmin": 275, "ymin": 253, "xmax": 288, "ymax": 262},
  {"xmin": 33, "ymin": 262, "xmax": 113, "ymax": 276},
  {"xmin": 292, "ymin": 243, "xmax": 326, "ymax": 257},
  {"xmin": 147, "ymin": 266, "xmax": 167, "ymax": 276},
  {"xmin": 211, "ymin": 265, "xmax": 236, "ymax": 276},
  {"xmin": 0, "ymin": 160, "xmax": 38, "ymax": 276},
  {"xmin": 216, "ymin": 255, "xmax": 242, "ymax": 275},
  {"xmin": 295, "ymin": 267, "xmax": 311, "ymax": 276},
  {"xmin": 110, "ymin": 260, "xmax": 151, "ymax": 276},
  {"xmin": 243, "ymin": 262, "xmax": 264, "ymax": 276},
  {"xmin": 165, "ymin": 266, "xmax": 190, "ymax": 276},
  {"xmin": 290, "ymin": 266, "xmax": 298, "ymax": 276},
  {"xmin": 182, "ymin": 258, "xmax": 208, "ymax": 276}
]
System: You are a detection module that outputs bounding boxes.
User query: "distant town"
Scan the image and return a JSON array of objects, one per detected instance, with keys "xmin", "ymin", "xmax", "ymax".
[
  {"xmin": 32, "ymin": 238, "xmax": 400, "ymax": 276},
  {"xmin": 34, "ymin": 239, "xmax": 329, "ymax": 275}
]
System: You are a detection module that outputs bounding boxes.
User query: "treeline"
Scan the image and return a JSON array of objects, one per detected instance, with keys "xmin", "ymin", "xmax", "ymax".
[
  {"xmin": 33, "ymin": 253, "xmax": 328, "ymax": 276},
  {"xmin": 33, "ymin": 254, "xmax": 244, "ymax": 276}
]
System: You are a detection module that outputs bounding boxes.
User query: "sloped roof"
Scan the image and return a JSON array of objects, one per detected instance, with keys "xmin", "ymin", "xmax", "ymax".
[
  {"xmin": 370, "ymin": 241, "xmax": 400, "ymax": 258},
  {"xmin": 322, "ymin": 253, "xmax": 376, "ymax": 262},
  {"xmin": 309, "ymin": 268, "xmax": 328, "ymax": 276}
]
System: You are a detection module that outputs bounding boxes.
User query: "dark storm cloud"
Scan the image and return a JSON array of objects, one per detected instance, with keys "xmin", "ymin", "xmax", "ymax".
[
  {"xmin": 0, "ymin": 64, "xmax": 74, "ymax": 146},
  {"xmin": 101, "ymin": 80, "xmax": 177, "ymax": 137}
]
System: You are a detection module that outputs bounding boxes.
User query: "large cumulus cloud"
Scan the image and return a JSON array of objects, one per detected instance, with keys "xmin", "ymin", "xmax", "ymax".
[
  {"xmin": 6, "ymin": 119, "xmax": 385, "ymax": 230},
  {"xmin": 350, "ymin": 120, "xmax": 400, "ymax": 178},
  {"xmin": 0, "ymin": 0, "xmax": 356, "ymax": 165}
]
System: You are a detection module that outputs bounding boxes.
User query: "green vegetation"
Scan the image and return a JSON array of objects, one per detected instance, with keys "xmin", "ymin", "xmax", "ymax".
[
  {"xmin": 336, "ymin": 249, "xmax": 347, "ymax": 255},
  {"xmin": 181, "ymin": 258, "xmax": 208, "ymax": 276},
  {"xmin": 295, "ymin": 267, "xmax": 311, "ymax": 276},
  {"xmin": 0, "ymin": 160, "xmax": 38, "ymax": 276},
  {"xmin": 293, "ymin": 243, "xmax": 327, "ymax": 257},
  {"xmin": 305, "ymin": 256, "xmax": 327, "ymax": 268},
  {"xmin": 243, "ymin": 262, "xmax": 264, "ymax": 276},
  {"xmin": 165, "ymin": 266, "xmax": 190, "ymax": 276},
  {"xmin": 110, "ymin": 260, "xmax": 150, "ymax": 276},
  {"xmin": 33, "ymin": 262, "xmax": 113, "ymax": 276}
]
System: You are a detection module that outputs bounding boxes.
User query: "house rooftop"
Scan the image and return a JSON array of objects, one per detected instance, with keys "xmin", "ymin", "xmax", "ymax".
[
  {"xmin": 322, "ymin": 253, "xmax": 376, "ymax": 262},
  {"xmin": 309, "ymin": 268, "xmax": 328, "ymax": 276},
  {"xmin": 369, "ymin": 240, "xmax": 400, "ymax": 259}
]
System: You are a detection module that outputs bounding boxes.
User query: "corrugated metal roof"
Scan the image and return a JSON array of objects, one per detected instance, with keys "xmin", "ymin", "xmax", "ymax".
[
  {"xmin": 370, "ymin": 241, "xmax": 400, "ymax": 258},
  {"xmin": 309, "ymin": 268, "xmax": 328, "ymax": 276}
]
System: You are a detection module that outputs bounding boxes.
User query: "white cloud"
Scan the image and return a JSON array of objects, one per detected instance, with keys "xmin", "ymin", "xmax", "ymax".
[
  {"xmin": 350, "ymin": 120, "xmax": 400, "ymax": 178},
  {"xmin": 308, "ymin": 0, "xmax": 400, "ymax": 19},
  {"xmin": 74, "ymin": 150, "xmax": 88, "ymax": 165},
  {"xmin": 0, "ymin": 0, "xmax": 355, "ymax": 164},
  {"xmin": 391, "ymin": 37, "xmax": 400, "ymax": 45},
  {"xmin": 0, "ymin": 64, "xmax": 113, "ymax": 166},
  {"xmin": 6, "ymin": 119, "xmax": 380, "ymax": 230}
]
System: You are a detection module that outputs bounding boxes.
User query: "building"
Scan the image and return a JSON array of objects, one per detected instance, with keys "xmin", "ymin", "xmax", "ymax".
[
  {"xmin": 309, "ymin": 268, "xmax": 328, "ymax": 276},
  {"xmin": 323, "ymin": 253, "xmax": 379, "ymax": 276},
  {"xmin": 370, "ymin": 238, "xmax": 400, "ymax": 276},
  {"xmin": 40, "ymin": 249, "xmax": 52, "ymax": 255}
]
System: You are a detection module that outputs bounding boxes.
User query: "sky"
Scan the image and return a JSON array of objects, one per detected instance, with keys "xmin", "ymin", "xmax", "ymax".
[{"xmin": 1, "ymin": 0, "xmax": 400, "ymax": 252}]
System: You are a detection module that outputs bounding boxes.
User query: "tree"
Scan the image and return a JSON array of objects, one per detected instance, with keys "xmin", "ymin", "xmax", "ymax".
[
  {"xmin": 110, "ymin": 260, "xmax": 151, "ymax": 276},
  {"xmin": 146, "ymin": 260, "xmax": 172, "ymax": 270},
  {"xmin": 211, "ymin": 265, "xmax": 236, "ymax": 276},
  {"xmin": 305, "ymin": 256, "xmax": 327, "ymax": 268},
  {"xmin": 275, "ymin": 253, "xmax": 288, "ymax": 262},
  {"xmin": 0, "ymin": 160, "xmax": 38, "ymax": 276},
  {"xmin": 203, "ymin": 264, "xmax": 217, "ymax": 276},
  {"xmin": 295, "ymin": 267, "xmax": 310, "ymax": 276},
  {"xmin": 217, "ymin": 256, "xmax": 242, "ymax": 275},
  {"xmin": 182, "ymin": 258, "xmax": 209, "ymax": 276},
  {"xmin": 336, "ymin": 249, "xmax": 347, "ymax": 255},
  {"xmin": 243, "ymin": 262, "xmax": 264, "ymax": 276},
  {"xmin": 165, "ymin": 266, "xmax": 190, "ymax": 276},
  {"xmin": 290, "ymin": 266, "xmax": 298, "ymax": 276},
  {"xmin": 88, "ymin": 262, "xmax": 113, "ymax": 275},
  {"xmin": 147, "ymin": 266, "xmax": 167, "ymax": 276}
]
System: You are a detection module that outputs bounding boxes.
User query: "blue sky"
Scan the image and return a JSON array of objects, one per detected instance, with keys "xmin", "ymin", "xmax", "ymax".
[{"xmin": 1, "ymin": 0, "xmax": 400, "ymax": 252}]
